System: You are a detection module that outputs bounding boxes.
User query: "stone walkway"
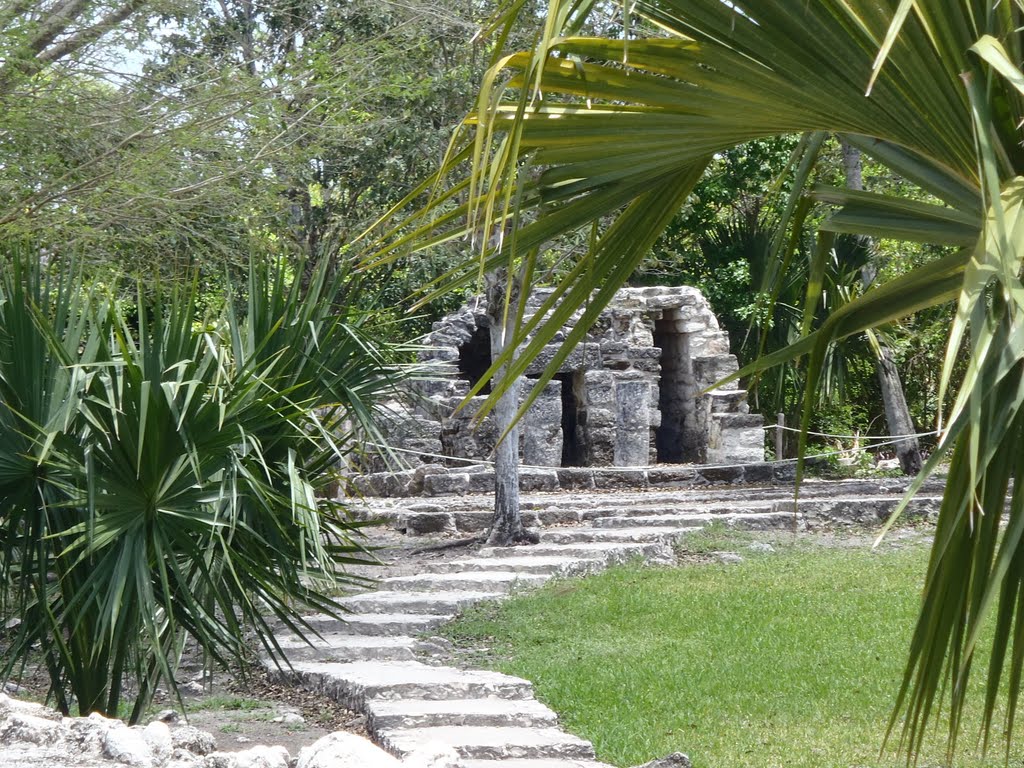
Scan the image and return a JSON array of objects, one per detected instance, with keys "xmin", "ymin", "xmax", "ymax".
[{"xmin": 266, "ymin": 478, "xmax": 942, "ymax": 768}]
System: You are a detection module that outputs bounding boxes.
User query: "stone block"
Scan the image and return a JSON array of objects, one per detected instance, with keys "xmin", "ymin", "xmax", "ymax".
[
  {"xmin": 647, "ymin": 465, "xmax": 697, "ymax": 486},
  {"xmin": 417, "ymin": 346, "xmax": 460, "ymax": 363},
  {"xmin": 453, "ymin": 510, "xmax": 493, "ymax": 533},
  {"xmin": 522, "ymin": 380, "xmax": 562, "ymax": 467},
  {"xmin": 407, "ymin": 464, "xmax": 448, "ymax": 494},
  {"xmin": 523, "ymin": 344, "xmax": 601, "ymax": 375},
  {"xmin": 406, "ymin": 511, "xmax": 456, "ymax": 535},
  {"xmin": 742, "ymin": 462, "xmax": 775, "ymax": 484},
  {"xmin": 423, "ymin": 473, "xmax": 470, "ymax": 496},
  {"xmin": 773, "ymin": 462, "xmax": 798, "ymax": 481},
  {"xmin": 698, "ymin": 465, "xmax": 745, "ymax": 484},
  {"xmin": 593, "ymin": 469, "xmax": 647, "ymax": 489},
  {"xmin": 467, "ymin": 472, "xmax": 496, "ymax": 493},
  {"xmin": 537, "ymin": 505, "xmax": 581, "ymax": 526},
  {"xmin": 518, "ymin": 470, "xmax": 559, "ymax": 492},
  {"xmin": 557, "ymin": 468, "xmax": 595, "ymax": 490}
]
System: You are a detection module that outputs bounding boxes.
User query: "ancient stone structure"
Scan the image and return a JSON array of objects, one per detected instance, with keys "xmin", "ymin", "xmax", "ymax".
[{"xmin": 373, "ymin": 285, "xmax": 764, "ymax": 473}]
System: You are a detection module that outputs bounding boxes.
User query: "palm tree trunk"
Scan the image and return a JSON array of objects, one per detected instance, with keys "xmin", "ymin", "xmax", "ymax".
[
  {"xmin": 841, "ymin": 139, "xmax": 922, "ymax": 475},
  {"xmin": 484, "ymin": 270, "xmax": 537, "ymax": 546}
]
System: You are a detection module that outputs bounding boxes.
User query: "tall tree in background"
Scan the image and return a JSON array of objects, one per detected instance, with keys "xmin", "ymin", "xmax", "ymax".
[
  {"xmin": 840, "ymin": 138, "xmax": 922, "ymax": 474},
  {"xmin": 0, "ymin": 0, "xmax": 150, "ymax": 95}
]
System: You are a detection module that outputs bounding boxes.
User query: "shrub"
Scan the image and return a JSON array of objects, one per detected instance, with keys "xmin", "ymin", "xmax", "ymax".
[{"xmin": 0, "ymin": 248, "xmax": 401, "ymax": 721}]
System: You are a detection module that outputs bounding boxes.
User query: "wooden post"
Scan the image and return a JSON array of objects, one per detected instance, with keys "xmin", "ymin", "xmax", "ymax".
[{"xmin": 776, "ymin": 413, "xmax": 785, "ymax": 461}]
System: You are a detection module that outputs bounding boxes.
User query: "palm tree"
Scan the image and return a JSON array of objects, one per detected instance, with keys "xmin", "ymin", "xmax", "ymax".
[
  {"xmin": 370, "ymin": 0, "xmax": 1024, "ymax": 758},
  {"xmin": 0, "ymin": 248, "xmax": 402, "ymax": 721}
]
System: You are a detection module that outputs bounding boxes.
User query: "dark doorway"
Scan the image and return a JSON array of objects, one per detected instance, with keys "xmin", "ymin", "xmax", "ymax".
[
  {"xmin": 654, "ymin": 316, "xmax": 694, "ymax": 462},
  {"xmin": 457, "ymin": 325, "xmax": 492, "ymax": 394},
  {"xmin": 557, "ymin": 372, "xmax": 585, "ymax": 466}
]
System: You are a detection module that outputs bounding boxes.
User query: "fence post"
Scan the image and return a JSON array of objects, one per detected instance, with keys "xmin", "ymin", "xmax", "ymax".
[{"xmin": 776, "ymin": 413, "xmax": 785, "ymax": 461}]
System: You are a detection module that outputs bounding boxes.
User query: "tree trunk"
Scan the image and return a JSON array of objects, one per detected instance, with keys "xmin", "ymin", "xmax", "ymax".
[
  {"xmin": 484, "ymin": 270, "xmax": 537, "ymax": 547},
  {"xmin": 840, "ymin": 138, "xmax": 923, "ymax": 475}
]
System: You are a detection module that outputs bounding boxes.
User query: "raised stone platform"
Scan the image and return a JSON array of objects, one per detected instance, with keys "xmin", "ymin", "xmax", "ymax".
[{"xmin": 350, "ymin": 460, "xmax": 803, "ymax": 499}]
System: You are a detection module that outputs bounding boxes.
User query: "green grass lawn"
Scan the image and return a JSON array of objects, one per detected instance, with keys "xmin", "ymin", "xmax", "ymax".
[{"xmin": 442, "ymin": 529, "xmax": 1022, "ymax": 768}]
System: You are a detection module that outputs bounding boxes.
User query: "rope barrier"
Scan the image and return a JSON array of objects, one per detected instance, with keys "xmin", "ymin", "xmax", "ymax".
[
  {"xmin": 360, "ymin": 434, "xmax": 925, "ymax": 475},
  {"xmin": 765, "ymin": 424, "xmax": 940, "ymax": 441}
]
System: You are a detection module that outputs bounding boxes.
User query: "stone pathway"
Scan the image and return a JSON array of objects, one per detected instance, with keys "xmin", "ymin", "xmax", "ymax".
[{"xmin": 266, "ymin": 478, "xmax": 943, "ymax": 767}]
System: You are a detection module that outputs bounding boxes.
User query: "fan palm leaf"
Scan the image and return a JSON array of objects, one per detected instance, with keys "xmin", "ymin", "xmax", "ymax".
[{"xmin": 368, "ymin": 0, "xmax": 1024, "ymax": 756}]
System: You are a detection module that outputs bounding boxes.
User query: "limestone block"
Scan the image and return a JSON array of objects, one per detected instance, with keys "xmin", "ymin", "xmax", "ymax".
[
  {"xmin": 423, "ymin": 473, "xmax": 470, "ymax": 496},
  {"xmin": 742, "ymin": 462, "xmax": 775, "ymax": 484},
  {"xmin": 585, "ymin": 429, "xmax": 616, "ymax": 466},
  {"xmin": 522, "ymin": 344, "xmax": 600, "ymax": 375},
  {"xmin": 709, "ymin": 389, "xmax": 749, "ymax": 414},
  {"xmin": 405, "ymin": 511, "xmax": 456, "ymax": 536},
  {"xmin": 521, "ymin": 380, "xmax": 562, "ymax": 467},
  {"xmin": 581, "ymin": 370, "xmax": 615, "ymax": 407},
  {"xmin": 614, "ymin": 378, "xmax": 652, "ymax": 466},
  {"xmin": 556, "ymin": 467, "xmax": 595, "ymax": 490},
  {"xmin": 296, "ymin": 732, "xmax": 401, "ymax": 768},
  {"xmin": 408, "ymin": 465, "xmax": 448, "ymax": 494},
  {"xmin": 142, "ymin": 723, "xmax": 172, "ymax": 766},
  {"xmin": 467, "ymin": 472, "xmax": 496, "ymax": 494},
  {"xmin": 102, "ymin": 724, "xmax": 153, "ymax": 766},
  {"xmin": 690, "ymin": 330, "xmax": 730, "ymax": 357},
  {"xmin": 647, "ymin": 465, "xmax": 697, "ymax": 486},
  {"xmin": 171, "ymin": 727, "xmax": 216, "ymax": 756},
  {"xmin": 416, "ymin": 346, "xmax": 460, "ymax": 363},
  {"xmin": 707, "ymin": 413, "xmax": 765, "ymax": 465},
  {"xmin": 697, "ymin": 465, "xmax": 745, "ymax": 484},
  {"xmin": 518, "ymin": 470, "xmax": 559, "ymax": 492},
  {"xmin": 593, "ymin": 469, "xmax": 647, "ymax": 489},
  {"xmin": 403, "ymin": 742, "xmax": 464, "ymax": 768},
  {"xmin": 580, "ymin": 407, "xmax": 616, "ymax": 429},
  {"xmin": 693, "ymin": 355, "xmax": 740, "ymax": 388}
]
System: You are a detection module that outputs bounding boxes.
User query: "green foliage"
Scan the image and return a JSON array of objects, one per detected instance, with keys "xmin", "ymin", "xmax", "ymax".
[{"xmin": 0, "ymin": 245, "xmax": 401, "ymax": 721}]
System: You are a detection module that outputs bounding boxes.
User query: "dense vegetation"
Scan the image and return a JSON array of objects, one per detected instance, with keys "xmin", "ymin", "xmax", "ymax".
[{"xmin": 4, "ymin": 0, "xmax": 1024, "ymax": 758}]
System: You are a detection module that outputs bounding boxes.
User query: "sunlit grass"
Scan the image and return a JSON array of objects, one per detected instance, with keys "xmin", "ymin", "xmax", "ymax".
[{"xmin": 443, "ymin": 531, "xmax": 1021, "ymax": 768}]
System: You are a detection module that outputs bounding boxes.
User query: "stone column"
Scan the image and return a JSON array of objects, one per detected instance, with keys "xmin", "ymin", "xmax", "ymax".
[
  {"xmin": 613, "ymin": 374, "xmax": 651, "ymax": 466},
  {"xmin": 521, "ymin": 379, "xmax": 563, "ymax": 467},
  {"xmin": 579, "ymin": 370, "xmax": 616, "ymax": 466}
]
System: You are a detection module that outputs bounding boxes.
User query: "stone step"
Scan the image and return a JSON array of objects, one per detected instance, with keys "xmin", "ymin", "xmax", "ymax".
[
  {"xmin": 299, "ymin": 612, "xmax": 454, "ymax": 636},
  {"xmin": 578, "ymin": 501, "xmax": 776, "ymax": 521},
  {"xmin": 366, "ymin": 697, "xmax": 558, "ymax": 730},
  {"xmin": 382, "ymin": 572, "xmax": 550, "ymax": 594},
  {"xmin": 378, "ymin": 726, "xmax": 596, "ymax": 761},
  {"xmin": 423, "ymin": 556, "xmax": 606, "ymax": 576},
  {"xmin": 340, "ymin": 590, "xmax": 503, "ymax": 615},
  {"xmin": 272, "ymin": 634, "xmax": 419, "ymax": 663},
  {"xmin": 477, "ymin": 541, "xmax": 673, "ymax": 562},
  {"xmin": 275, "ymin": 661, "xmax": 534, "ymax": 707},
  {"xmin": 459, "ymin": 761, "xmax": 615, "ymax": 768},
  {"xmin": 539, "ymin": 526, "xmax": 702, "ymax": 545},
  {"xmin": 592, "ymin": 511, "xmax": 796, "ymax": 530}
]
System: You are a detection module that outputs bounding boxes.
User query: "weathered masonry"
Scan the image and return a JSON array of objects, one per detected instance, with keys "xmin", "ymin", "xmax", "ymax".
[{"xmin": 373, "ymin": 286, "xmax": 764, "ymax": 473}]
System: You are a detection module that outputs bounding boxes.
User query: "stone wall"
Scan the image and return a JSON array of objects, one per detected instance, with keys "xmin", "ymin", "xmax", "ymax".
[{"xmin": 368, "ymin": 286, "xmax": 763, "ymax": 473}]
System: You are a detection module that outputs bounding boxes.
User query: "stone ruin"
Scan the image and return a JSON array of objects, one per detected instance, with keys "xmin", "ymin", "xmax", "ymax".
[{"xmin": 366, "ymin": 285, "xmax": 764, "ymax": 483}]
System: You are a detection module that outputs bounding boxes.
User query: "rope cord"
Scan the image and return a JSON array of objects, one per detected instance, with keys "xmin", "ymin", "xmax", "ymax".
[{"xmin": 360, "ymin": 434, "xmax": 922, "ymax": 475}]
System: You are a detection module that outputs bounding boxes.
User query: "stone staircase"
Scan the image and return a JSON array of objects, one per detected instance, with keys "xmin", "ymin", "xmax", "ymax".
[{"xmin": 267, "ymin": 478, "xmax": 944, "ymax": 767}]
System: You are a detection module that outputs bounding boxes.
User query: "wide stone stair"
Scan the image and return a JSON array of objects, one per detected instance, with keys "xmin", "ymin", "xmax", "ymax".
[{"xmin": 267, "ymin": 477, "xmax": 944, "ymax": 767}]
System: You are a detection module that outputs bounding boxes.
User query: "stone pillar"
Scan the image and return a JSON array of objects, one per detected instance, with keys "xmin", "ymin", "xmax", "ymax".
[
  {"xmin": 614, "ymin": 375, "xmax": 651, "ymax": 466},
  {"xmin": 521, "ymin": 379, "xmax": 563, "ymax": 467},
  {"xmin": 579, "ymin": 370, "xmax": 616, "ymax": 466}
]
